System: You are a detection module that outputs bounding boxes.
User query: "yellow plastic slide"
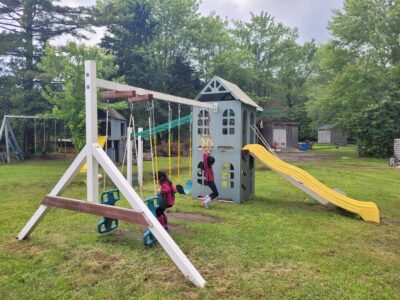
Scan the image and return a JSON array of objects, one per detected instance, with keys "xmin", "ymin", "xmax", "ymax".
[
  {"xmin": 79, "ymin": 136, "xmax": 107, "ymax": 173},
  {"xmin": 243, "ymin": 144, "xmax": 380, "ymax": 223}
]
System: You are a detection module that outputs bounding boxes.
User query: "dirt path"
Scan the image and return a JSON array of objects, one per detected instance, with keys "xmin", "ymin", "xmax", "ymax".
[
  {"xmin": 167, "ymin": 212, "xmax": 219, "ymax": 223},
  {"xmin": 276, "ymin": 151, "xmax": 336, "ymax": 162}
]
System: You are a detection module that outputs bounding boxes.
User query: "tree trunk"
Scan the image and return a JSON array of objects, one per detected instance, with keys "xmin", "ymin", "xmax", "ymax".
[{"xmin": 23, "ymin": 1, "xmax": 35, "ymax": 91}]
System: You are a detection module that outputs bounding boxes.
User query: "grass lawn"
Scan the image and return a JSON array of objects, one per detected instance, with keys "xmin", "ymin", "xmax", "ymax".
[{"xmin": 1, "ymin": 145, "xmax": 399, "ymax": 299}]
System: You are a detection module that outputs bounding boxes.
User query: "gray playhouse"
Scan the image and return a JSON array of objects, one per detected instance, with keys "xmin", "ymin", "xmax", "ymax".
[
  {"xmin": 98, "ymin": 108, "xmax": 127, "ymax": 164},
  {"xmin": 191, "ymin": 76, "xmax": 262, "ymax": 203}
]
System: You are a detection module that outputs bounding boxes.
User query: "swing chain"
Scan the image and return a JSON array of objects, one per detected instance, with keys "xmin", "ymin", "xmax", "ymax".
[
  {"xmin": 177, "ymin": 104, "xmax": 181, "ymax": 179},
  {"xmin": 148, "ymin": 101, "xmax": 157, "ymax": 195},
  {"xmin": 168, "ymin": 102, "xmax": 172, "ymax": 178},
  {"xmin": 103, "ymin": 100, "xmax": 110, "ymax": 191}
]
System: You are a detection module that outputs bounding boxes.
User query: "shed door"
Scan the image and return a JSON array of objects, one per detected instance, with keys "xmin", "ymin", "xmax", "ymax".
[
  {"xmin": 273, "ymin": 129, "xmax": 286, "ymax": 147},
  {"xmin": 318, "ymin": 130, "xmax": 331, "ymax": 143}
]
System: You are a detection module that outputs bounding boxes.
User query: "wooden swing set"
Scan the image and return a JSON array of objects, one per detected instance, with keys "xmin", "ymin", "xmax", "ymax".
[{"xmin": 17, "ymin": 61, "xmax": 217, "ymax": 288}]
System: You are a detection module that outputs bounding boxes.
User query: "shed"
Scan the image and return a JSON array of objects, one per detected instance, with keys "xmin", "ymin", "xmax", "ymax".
[
  {"xmin": 98, "ymin": 109, "xmax": 127, "ymax": 164},
  {"xmin": 192, "ymin": 76, "xmax": 262, "ymax": 203},
  {"xmin": 261, "ymin": 122, "xmax": 299, "ymax": 148},
  {"xmin": 317, "ymin": 125, "xmax": 347, "ymax": 145}
]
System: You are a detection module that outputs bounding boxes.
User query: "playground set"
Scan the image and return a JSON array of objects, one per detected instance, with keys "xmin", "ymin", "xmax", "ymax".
[{"xmin": 16, "ymin": 61, "xmax": 380, "ymax": 288}]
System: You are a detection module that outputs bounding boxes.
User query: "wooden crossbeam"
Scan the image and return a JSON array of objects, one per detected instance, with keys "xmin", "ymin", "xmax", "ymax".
[
  {"xmin": 42, "ymin": 196, "xmax": 149, "ymax": 227},
  {"xmin": 101, "ymin": 91, "xmax": 136, "ymax": 102},
  {"xmin": 128, "ymin": 94, "xmax": 154, "ymax": 103},
  {"xmin": 101, "ymin": 91, "xmax": 153, "ymax": 103}
]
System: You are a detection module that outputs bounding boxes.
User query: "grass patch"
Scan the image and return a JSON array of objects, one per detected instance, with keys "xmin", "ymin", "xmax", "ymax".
[{"xmin": 0, "ymin": 150, "xmax": 399, "ymax": 299}]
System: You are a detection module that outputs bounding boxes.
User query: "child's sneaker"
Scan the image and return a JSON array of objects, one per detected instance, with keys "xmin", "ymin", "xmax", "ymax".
[{"xmin": 202, "ymin": 196, "xmax": 211, "ymax": 209}]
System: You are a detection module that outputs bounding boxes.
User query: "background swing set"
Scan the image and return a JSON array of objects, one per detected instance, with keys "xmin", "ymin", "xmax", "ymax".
[{"xmin": 0, "ymin": 115, "xmax": 66, "ymax": 163}]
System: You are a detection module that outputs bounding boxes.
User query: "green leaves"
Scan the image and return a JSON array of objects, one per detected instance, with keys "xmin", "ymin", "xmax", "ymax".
[
  {"xmin": 308, "ymin": 0, "xmax": 400, "ymax": 157},
  {"xmin": 0, "ymin": 0, "xmax": 96, "ymax": 118},
  {"xmin": 38, "ymin": 43, "xmax": 119, "ymax": 149}
]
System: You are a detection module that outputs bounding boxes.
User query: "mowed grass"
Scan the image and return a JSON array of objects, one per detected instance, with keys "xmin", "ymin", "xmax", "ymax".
[{"xmin": 1, "ymin": 146, "xmax": 400, "ymax": 299}]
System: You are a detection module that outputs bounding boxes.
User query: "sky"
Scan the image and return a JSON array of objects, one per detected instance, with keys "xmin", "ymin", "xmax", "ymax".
[
  {"xmin": 55, "ymin": 0, "xmax": 343, "ymax": 46},
  {"xmin": 199, "ymin": 0, "xmax": 343, "ymax": 44}
]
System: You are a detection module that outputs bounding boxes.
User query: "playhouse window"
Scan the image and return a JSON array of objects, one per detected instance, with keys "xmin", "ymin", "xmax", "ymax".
[
  {"xmin": 198, "ymin": 110, "xmax": 210, "ymax": 135},
  {"xmin": 222, "ymin": 109, "xmax": 235, "ymax": 135},
  {"xmin": 99, "ymin": 121, "xmax": 111, "ymax": 136},
  {"xmin": 120, "ymin": 123, "xmax": 125, "ymax": 137},
  {"xmin": 221, "ymin": 163, "xmax": 234, "ymax": 188}
]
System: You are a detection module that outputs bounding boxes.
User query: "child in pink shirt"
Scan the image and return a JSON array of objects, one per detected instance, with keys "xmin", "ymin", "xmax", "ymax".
[
  {"xmin": 157, "ymin": 171, "xmax": 177, "ymax": 230},
  {"xmin": 201, "ymin": 147, "xmax": 219, "ymax": 208}
]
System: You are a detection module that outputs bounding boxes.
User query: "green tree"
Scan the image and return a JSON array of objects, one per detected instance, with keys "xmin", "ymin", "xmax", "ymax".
[
  {"xmin": 307, "ymin": 0, "xmax": 400, "ymax": 156},
  {"xmin": 232, "ymin": 12, "xmax": 299, "ymax": 103},
  {"xmin": 98, "ymin": 0, "xmax": 205, "ymax": 128},
  {"xmin": 222, "ymin": 12, "xmax": 317, "ymax": 139},
  {"xmin": 0, "ymin": 0, "xmax": 95, "ymax": 116},
  {"xmin": 100, "ymin": 0, "xmax": 157, "ymax": 87},
  {"xmin": 188, "ymin": 13, "xmax": 231, "ymax": 82},
  {"xmin": 38, "ymin": 43, "xmax": 119, "ymax": 149}
]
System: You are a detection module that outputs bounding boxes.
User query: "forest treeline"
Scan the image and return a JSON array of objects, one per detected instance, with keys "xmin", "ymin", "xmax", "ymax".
[{"xmin": 0, "ymin": 0, "xmax": 399, "ymax": 156}]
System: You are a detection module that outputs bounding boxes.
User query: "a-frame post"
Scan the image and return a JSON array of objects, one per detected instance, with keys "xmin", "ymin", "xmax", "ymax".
[
  {"xmin": 17, "ymin": 146, "xmax": 88, "ymax": 240},
  {"xmin": 85, "ymin": 61, "xmax": 99, "ymax": 203}
]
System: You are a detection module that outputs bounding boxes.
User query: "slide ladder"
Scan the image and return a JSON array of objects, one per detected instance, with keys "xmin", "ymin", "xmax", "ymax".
[{"xmin": 243, "ymin": 144, "xmax": 380, "ymax": 223}]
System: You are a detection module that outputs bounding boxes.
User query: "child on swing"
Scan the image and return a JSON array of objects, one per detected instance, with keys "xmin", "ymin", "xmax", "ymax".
[
  {"xmin": 156, "ymin": 171, "xmax": 177, "ymax": 230},
  {"xmin": 201, "ymin": 145, "xmax": 219, "ymax": 208}
]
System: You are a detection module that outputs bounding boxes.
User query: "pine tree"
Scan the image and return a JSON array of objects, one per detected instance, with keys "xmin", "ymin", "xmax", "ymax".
[{"xmin": 0, "ymin": 0, "xmax": 95, "ymax": 115}]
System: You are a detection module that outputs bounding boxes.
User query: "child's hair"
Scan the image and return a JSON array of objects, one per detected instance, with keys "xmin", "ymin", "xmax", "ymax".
[{"xmin": 158, "ymin": 171, "xmax": 169, "ymax": 183}]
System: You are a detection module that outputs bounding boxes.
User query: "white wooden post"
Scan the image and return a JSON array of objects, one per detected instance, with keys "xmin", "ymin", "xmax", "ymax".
[
  {"xmin": 138, "ymin": 127, "xmax": 143, "ymax": 189},
  {"xmin": 85, "ymin": 61, "xmax": 99, "ymax": 203},
  {"xmin": 127, "ymin": 127, "xmax": 133, "ymax": 185},
  {"xmin": 5, "ymin": 119, "xmax": 10, "ymax": 163}
]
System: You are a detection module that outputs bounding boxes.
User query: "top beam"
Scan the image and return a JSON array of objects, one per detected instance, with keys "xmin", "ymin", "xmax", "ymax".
[
  {"xmin": 96, "ymin": 79, "xmax": 217, "ymax": 111},
  {"xmin": 4, "ymin": 115, "xmax": 57, "ymax": 119}
]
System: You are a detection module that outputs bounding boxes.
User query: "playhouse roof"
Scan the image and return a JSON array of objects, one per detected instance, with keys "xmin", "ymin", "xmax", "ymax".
[
  {"xmin": 98, "ymin": 109, "xmax": 126, "ymax": 121},
  {"xmin": 318, "ymin": 124, "xmax": 335, "ymax": 131},
  {"xmin": 196, "ymin": 76, "xmax": 263, "ymax": 111}
]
